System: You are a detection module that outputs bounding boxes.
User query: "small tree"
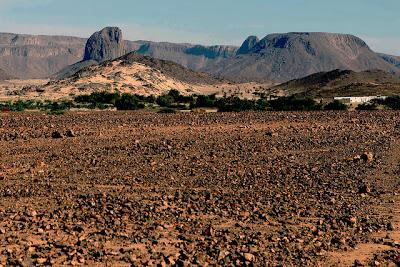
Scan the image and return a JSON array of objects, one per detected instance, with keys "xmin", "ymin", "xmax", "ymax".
[{"xmin": 156, "ymin": 95, "xmax": 174, "ymax": 107}]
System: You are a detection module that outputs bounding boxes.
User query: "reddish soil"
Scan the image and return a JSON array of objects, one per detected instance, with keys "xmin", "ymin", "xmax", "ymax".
[{"xmin": 0, "ymin": 111, "xmax": 399, "ymax": 266}]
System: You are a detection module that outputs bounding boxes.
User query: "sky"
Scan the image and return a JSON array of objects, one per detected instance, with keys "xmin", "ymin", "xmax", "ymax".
[{"xmin": 0, "ymin": 0, "xmax": 399, "ymax": 55}]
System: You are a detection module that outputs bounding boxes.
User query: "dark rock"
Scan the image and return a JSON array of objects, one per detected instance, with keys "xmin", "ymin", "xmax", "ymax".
[
  {"xmin": 83, "ymin": 27, "xmax": 125, "ymax": 63},
  {"xmin": 51, "ymin": 131, "xmax": 64, "ymax": 139},
  {"xmin": 65, "ymin": 130, "xmax": 76, "ymax": 137},
  {"xmin": 361, "ymin": 152, "xmax": 374, "ymax": 162}
]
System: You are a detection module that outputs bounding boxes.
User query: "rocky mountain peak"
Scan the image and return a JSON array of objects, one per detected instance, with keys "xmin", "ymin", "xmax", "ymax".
[
  {"xmin": 237, "ymin": 36, "xmax": 259, "ymax": 55},
  {"xmin": 83, "ymin": 27, "xmax": 125, "ymax": 62}
]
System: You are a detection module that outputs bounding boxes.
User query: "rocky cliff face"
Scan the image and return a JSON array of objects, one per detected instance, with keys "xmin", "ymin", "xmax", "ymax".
[
  {"xmin": 0, "ymin": 68, "xmax": 13, "ymax": 80},
  {"xmin": 83, "ymin": 27, "xmax": 125, "ymax": 62},
  {"xmin": 0, "ymin": 33, "xmax": 85, "ymax": 79},
  {"xmin": 135, "ymin": 41, "xmax": 237, "ymax": 71},
  {"xmin": 237, "ymin": 36, "xmax": 259, "ymax": 55}
]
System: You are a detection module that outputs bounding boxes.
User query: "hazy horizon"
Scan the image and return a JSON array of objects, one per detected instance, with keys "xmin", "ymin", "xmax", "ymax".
[{"xmin": 0, "ymin": 0, "xmax": 399, "ymax": 55}]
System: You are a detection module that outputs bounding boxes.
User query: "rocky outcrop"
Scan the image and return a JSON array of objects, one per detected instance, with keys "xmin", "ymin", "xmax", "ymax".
[
  {"xmin": 83, "ymin": 27, "xmax": 125, "ymax": 62},
  {"xmin": 237, "ymin": 36, "xmax": 259, "ymax": 55}
]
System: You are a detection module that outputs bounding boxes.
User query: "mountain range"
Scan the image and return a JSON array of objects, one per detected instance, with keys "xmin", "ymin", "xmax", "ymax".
[{"xmin": 0, "ymin": 27, "xmax": 399, "ymax": 83}]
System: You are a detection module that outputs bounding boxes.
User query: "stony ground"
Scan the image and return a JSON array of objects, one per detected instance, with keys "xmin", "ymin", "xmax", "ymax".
[{"xmin": 0, "ymin": 111, "xmax": 399, "ymax": 266}]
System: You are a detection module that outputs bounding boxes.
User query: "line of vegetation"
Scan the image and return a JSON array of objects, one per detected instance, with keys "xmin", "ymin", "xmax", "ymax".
[{"xmin": 3, "ymin": 90, "xmax": 400, "ymax": 113}]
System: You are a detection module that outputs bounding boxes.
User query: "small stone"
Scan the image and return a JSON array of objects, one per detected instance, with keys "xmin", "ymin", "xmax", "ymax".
[
  {"xmin": 349, "ymin": 217, "xmax": 357, "ymax": 224},
  {"xmin": 52, "ymin": 131, "xmax": 64, "ymax": 139},
  {"xmin": 244, "ymin": 253, "xmax": 255, "ymax": 262},
  {"xmin": 36, "ymin": 258, "xmax": 47, "ymax": 264},
  {"xmin": 354, "ymin": 259, "xmax": 364, "ymax": 266},
  {"xmin": 66, "ymin": 130, "xmax": 76, "ymax": 137},
  {"xmin": 361, "ymin": 152, "xmax": 374, "ymax": 162},
  {"xmin": 203, "ymin": 225, "xmax": 214, "ymax": 237}
]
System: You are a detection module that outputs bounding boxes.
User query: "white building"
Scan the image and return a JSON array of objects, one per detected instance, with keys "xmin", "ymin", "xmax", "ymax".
[{"xmin": 333, "ymin": 96, "xmax": 387, "ymax": 104}]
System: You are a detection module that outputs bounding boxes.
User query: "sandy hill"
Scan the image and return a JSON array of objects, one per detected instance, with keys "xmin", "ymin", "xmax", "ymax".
[
  {"xmin": 270, "ymin": 69, "xmax": 400, "ymax": 98},
  {"xmin": 16, "ymin": 52, "xmax": 262, "ymax": 100}
]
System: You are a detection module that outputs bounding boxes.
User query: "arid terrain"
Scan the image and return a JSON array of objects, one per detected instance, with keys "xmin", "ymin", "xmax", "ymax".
[{"xmin": 0, "ymin": 111, "xmax": 399, "ymax": 266}]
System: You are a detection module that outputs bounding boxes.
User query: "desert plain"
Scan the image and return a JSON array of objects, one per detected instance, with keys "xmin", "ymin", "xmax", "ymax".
[{"xmin": 0, "ymin": 111, "xmax": 399, "ymax": 266}]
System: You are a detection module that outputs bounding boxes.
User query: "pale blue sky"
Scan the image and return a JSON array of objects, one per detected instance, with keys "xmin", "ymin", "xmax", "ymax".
[{"xmin": 0, "ymin": 0, "xmax": 399, "ymax": 55}]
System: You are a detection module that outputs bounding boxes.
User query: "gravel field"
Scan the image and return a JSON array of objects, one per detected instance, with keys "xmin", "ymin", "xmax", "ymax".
[{"xmin": 0, "ymin": 111, "xmax": 399, "ymax": 266}]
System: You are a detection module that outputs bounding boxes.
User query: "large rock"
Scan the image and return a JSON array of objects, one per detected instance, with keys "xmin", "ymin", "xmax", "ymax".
[{"xmin": 83, "ymin": 27, "xmax": 125, "ymax": 62}]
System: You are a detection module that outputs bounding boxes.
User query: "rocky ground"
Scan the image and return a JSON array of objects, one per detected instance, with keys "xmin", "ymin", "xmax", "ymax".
[{"xmin": 0, "ymin": 111, "xmax": 399, "ymax": 266}]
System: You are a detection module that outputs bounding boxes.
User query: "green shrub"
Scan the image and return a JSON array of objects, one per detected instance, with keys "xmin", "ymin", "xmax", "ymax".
[
  {"xmin": 269, "ymin": 97, "xmax": 321, "ymax": 111},
  {"xmin": 115, "ymin": 93, "xmax": 144, "ymax": 110},
  {"xmin": 356, "ymin": 102, "xmax": 378, "ymax": 110},
  {"xmin": 167, "ymin": 89, "xmax": 193, "ymax": 103},
  {"xmin": 75, "ymin": 91, "xmax": 120, "ymax": 105},
  {"xmin": 156, "ymin": 94, "xmax": 174, "ymax": 107},
  {"xmin": 375, "ymin": 96, "xmax": 400, "ymax": 110},
  {"xmin": 216, "ymin": 96, "xmax": 266, "ymax": 112},
  {"xmin": 191, "ymin": 94, "xmax": 217, "ymax": 108},
  {"xmin": 324, "ymin": 100, "xmax": 349, "ymax": 110}
]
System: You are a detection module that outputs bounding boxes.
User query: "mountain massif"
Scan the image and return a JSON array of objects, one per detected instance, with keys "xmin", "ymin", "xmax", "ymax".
[
  {"xmin": 0, "ymin": 27, "xmax": 399, "ymax": 83},
  {"xmin": 202, "ymin": 33, "xmax": 399, "ymax": 82}
]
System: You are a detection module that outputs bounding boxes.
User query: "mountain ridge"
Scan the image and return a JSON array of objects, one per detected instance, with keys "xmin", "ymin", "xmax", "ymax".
[{"xmin": 0, "ymin": 30, "xmax": 399, "ymax": 82}]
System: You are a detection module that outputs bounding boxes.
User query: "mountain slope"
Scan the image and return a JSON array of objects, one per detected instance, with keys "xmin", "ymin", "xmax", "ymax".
[
  {"xmin": 0, "ymin": 33, "xmax": 86, "ymax": 79},
  {"xmin": 379, "ymin": 53, "xmax": 400, "ymax": 68},
  {"xmin": 270, "ymin": 69, "xmax": 400, "ymax": 98},
  {"xmin": 0, "ymin": 68, "xmax": 14, "ymax": 80}
]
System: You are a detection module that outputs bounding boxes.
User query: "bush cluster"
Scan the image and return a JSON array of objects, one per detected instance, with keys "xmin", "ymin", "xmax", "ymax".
[{"xmin": 373, "ymin": 96, "xmax": 400, "ymax": 110}]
